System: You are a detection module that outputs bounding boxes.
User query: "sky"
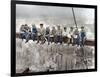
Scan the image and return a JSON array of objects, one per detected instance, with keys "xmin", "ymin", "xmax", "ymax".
[{"xmin": 16, "ymin": 4, "xmax": 94, "ymax": 25}]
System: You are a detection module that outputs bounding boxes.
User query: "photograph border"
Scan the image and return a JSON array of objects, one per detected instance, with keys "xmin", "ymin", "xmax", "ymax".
[{"xmin": 11, "ymin": 0, "xmax": 97, "ymax": 76}]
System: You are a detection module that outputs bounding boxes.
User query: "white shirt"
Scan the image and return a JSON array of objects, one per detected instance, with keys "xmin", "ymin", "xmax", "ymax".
[
  {"xmin": 67, "ymin": 30, "xmax": 74, "ymax": 38},
  {"xmin": 62, "ymin": 31, "xmax": 68, "ymax": 36},
  {"xmin": 56, "ymin": 29, "xmax": 62, "ymax": 36},
  {"xmin": 37, "ymin": 28, "xmax": 45, "ymax": 36}
]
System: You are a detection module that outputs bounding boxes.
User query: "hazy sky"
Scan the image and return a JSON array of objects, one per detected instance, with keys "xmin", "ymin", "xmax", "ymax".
[{"xmin": 16, "ymin": 4, "xmax": 94, "ymax": 25}]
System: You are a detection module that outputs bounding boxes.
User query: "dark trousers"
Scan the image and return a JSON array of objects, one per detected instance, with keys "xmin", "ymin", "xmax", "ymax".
[
  {"xmin": 73, "ymin": 38, "xmax": 80, "ymax": 46},
  {"xmin": 50, "ymin": 36, "xmax": 56, "ymax": 43},
  {"xmin": 56, "ymin": 35, "xmax": 62, "ymax": 44},
  {"xmin": 32, "ymin": 33, "xmax": 37, "ymax": 41},
  {"xmin": 63, "ymin": 36, "xmax": 68, "ymax": 43},
  {"xmin": 80, "ymin": 38, "xmax": 85, "ymax": 46},
  {"xmin": 45, "ymin": 35, "xmax": 50, "ymax": 44},
  {"xmin": 68, "ymin": 36, "xmax": 74, "ymax": 45},
  {"xmin": 37, "ymin": 35, "xmax": 46, "ymax": 44},
  {"xmin": 25, "ymin": 33, "xmax": 32, "ymax": 43},
  {"xmin": 73, "ymin": 35, "xmax": 80, "ymax": 46},
  {"xmin": 20, "ymin": 32, "xmax": 28, "ymax": 40},
  {"xmin": 20, "ymin": 33, "xmax": 25, "ymax": 40}
]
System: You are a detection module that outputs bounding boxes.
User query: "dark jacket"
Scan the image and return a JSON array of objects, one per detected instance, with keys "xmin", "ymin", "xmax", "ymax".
[{"xmin": 32, "ymin": 27, "xmax": 37, "ymax": 34}]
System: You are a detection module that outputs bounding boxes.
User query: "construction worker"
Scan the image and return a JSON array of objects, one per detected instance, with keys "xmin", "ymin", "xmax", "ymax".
[
  {"xmin": 73, "ymin": 27, "xmax": 80, "ymax": 46},
  {"xmin": 56, "ymin": 25, "xmax": 63, "ymax": 44},
  {"xmin": 50, "ymin": 26, "xmax": 56, "ymax": 43},
  {"xmin": 45, "ymin": 27, "xmax": 50, "ymax": 45},
  {"xmin": 68, "ymin": 27, "xmax": 74, "ymax": 45},
  {"xmin": 19, "ymin": 24, "xmax": 26, "ymax": 40},
  {"xmin": 62, "ymin": 27, "xmax": 68, "ymax": 44},
  {"xmin": 32, "ymin": 24, "xmax": 37, "ymax": 41},
  {"xmin": 37, "ymin": 23, "xmax": 46, "ymax": 44},
  {"xmin": 80, "ymin": 26, "xmax": 86, "ymax": 46},
  {"xmin": 25, "ymin": 24, "xmax": 32, "ymax": 43}
]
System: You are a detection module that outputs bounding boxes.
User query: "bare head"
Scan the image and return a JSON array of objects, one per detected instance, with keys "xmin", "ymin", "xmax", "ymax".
[
  {"xmin": 81, "ymin": 26, "xmax": 84, "ymax": 30},
  {"xmin": 52, "ymin": 26, "xmax": 55, "ymax": 30},
  {"xmin": 46, "ymin": 27, "xmax": 49, "ymax": 30},
  {"xmin": 25, "ymin": 24, "xmax": 28, "ymax": 26},
  {"xmin": 70, "ymin": 27, "xmax": 73, "ymax": 31},
  {"xmin": 21, "ymin": 24, "xmax": 24, "ymax": 27},
  {"xmin": 40, "ymin": 23, "xmax": 43, "ymax": 28},
  {"xmin": 64, "ymin": 27, "xmax": 67, "ymax": 31},
  {"xmin": 32, "ymin": 24, "xmax": 36, "ymax": 28},
  {"xmin": 57, "ymin": 25, "xmax": 60, "ymax": 30}
]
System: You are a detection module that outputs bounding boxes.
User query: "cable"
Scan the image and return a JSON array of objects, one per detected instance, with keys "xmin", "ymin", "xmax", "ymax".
[{"xmin": 72, "ymin": 7, "xmax": 77, "ymax": 28}]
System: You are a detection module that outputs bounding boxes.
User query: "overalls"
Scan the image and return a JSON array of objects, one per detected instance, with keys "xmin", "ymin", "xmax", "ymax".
[
  {"xmin": 32, "ymin": 28, "xmax": 37, "ymax": 41},
  {"xmin": 80, "ymin": 31, "xmax": 86, "ymax": 46}
]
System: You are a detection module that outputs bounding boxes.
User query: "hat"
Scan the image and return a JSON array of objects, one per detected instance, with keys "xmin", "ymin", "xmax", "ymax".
[
  {"xmin": 40, "ymin": 23, "xmax": 43, "ymax": 26},
  {"xmin": 32, "ymin": 24, "xmax": 35, "ymax": 27},
  {"xmin": 70, "ymin": 27, "xmax": 73, "ymax": 29},
  {"xmin": 81, "ymin": 26, "xmax": 84, "ymax": 29}
]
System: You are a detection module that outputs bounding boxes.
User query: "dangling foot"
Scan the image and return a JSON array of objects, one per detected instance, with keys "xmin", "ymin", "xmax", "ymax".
[
  {"xmin": 48, "ymin": 42, "xmax": 50, "ymax": 45},
  {"xmin": 36, "ymin": 41, "xmax": 39, "ymax": 44},
  {"xmin": 22, "ymin": 67, "xmax": 30, "ymax": 73}
]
